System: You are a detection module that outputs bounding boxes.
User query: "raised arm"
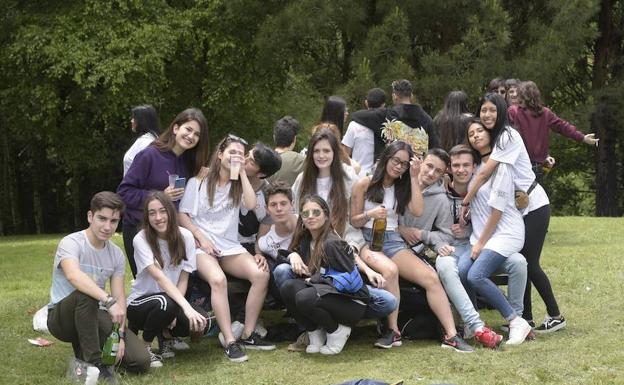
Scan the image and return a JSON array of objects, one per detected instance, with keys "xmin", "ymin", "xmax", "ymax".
[{"xmin": 462, "ymin": 158, "xmax": 499, "ymax": 205}]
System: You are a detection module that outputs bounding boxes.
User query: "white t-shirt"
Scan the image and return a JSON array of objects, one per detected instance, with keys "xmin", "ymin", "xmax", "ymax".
[
  {"xmin": 490, "ymin": 128, "xmax": 549, "ymax": 214},
  {"xmin": 180, "ymin": 177, "xmax": 246, "ymax": 256},
  {"xmin": 257, "ymin": 224, "xmax": 294, "ymax": 259},
  {"xmin": 48, "ymin": 230, "xmax": 125, "ymax": 308},
  {"xmin": 470, "ymin": 163, "xmax": 525, "ymax": 257},
  {"xmin": 363, "ymin": 185, "xmax": 399, "ymax": 231},
  {"xmin": 127, "ymin": 227, "xmax": 196, "ymax": 303},
  {"xmin": 123, "ymin": 132, "xmax": 157, "ymax": 176},
  {"xmin": 342, "ymin": 121, "xmax": 375, "ymax": 175}
]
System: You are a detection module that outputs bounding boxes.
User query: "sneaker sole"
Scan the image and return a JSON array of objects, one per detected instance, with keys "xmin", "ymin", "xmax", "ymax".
[
  {"xmin": 150, "ymin": 361, "xmax": 163, "ymax": 368},
  {"xmin": 440, "ymin": 343, "xmax": 474, "ymax": 353},
  {"xmin": 160, "ymin": 352, "xmax": 175, "ymax": 359},
  {"xmin": 241, "ymin": 345, "xmax": 276, "ymax": 351},
  {"xmin": 374, "ymin": 341, "xmax": 402, "ymax": 349},
  {"xmin": 226, "ymin": 354, "xmax": 249, "ymax": 363},
  {"xmin": 535, "ymin": 321, "xmax": 566, "ymax": 334}
]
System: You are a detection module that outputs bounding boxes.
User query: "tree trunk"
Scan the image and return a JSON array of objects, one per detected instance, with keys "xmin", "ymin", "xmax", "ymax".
[{"xmin": 592, "ymin": 0, "xmax": 619, "ymax": 216}]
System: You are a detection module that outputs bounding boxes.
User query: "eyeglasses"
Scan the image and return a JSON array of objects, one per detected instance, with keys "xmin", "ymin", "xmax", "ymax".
[
  {"xmin": 389, "ymin": 156, "xmax": 410, "ymax": 170},
  {"xmin": 301, "ymin": 209, "xmax": 322, "ymax": 219}
]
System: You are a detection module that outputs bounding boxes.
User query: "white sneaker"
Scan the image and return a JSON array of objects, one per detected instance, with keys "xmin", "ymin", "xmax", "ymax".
[
  {"xmin": 146, "ymin": 346, "xmax": 163, "ymax": 368},
  {"xmin": 320, "ymin": 324, "xmax": 351, "ymax": 355},
  {"xmin": 171, "ymin": 337, "xmax": 190, "ymax": 350},
  {"xmin": 218, "ymin": 321, "xmax": 245, "ymax": 347},
  {"xmin": 506, "ymin": 317, "xmax": 531, "ymax": 345},
  {"xmin": 255, "ymin": 319, "xmax": 268, "ymax": 338},
  {"xmin": 305, "ymin": 329, "xmax": 326, "ymax": 354}
]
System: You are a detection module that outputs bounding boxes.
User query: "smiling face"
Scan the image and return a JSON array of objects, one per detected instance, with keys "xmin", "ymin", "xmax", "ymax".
[
  {"xmin": 385, "ymin": 149, "xmax": 410, "ymax": 180},
  {"xmin": 147, "ymin": 198, "xmax": 169, "ymax": 237},
  {"xmin": 450, "ymin": 153, "xmax": 475, "ymax": 185},
  {"xmin": 172, "ymin": 120, "xmax": 201, "ymax": 154},
  {"xmin": 479, "ymin": 101, "xmax": 498, "ymax": 129},
  {"xmin": 267, "ymin": 192, "xmax": 293, "ymax": 223},
  {"xmin": 219, "ymin": 142, "xmax": 246, "ymax": 170},
  {"xmin": 418, "ymin": 154, "xmax": 447, "ymax": 187},
  {"xmin": 244, "ymin": 148, "xmax": 262, "ymax": 177},
  {"xmin": 468, "ymin": 122, "xmax": 491, "ymax": 153},
  {"xmin": 301, "ymin": 201, "xmax": 326, "ymax": 232},
  {"xmin": 87, "ymin": 208, "xmax": 121, "ymax": 243},
  {"xmin": 312, "ymin": 139, "xmax": 334, "ymax": 171},
  {"xmin": 507, "ymin": 86, "xmax": 519, "ymax": 105}
]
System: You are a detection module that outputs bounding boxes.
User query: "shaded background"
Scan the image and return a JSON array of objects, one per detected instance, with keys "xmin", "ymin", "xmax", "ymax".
[{"xmin": 1, "ymin": 0, "xmax": 622, "ymax": 235}]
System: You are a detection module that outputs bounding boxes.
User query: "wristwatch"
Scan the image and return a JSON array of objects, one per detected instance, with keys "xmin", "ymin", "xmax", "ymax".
[
  {"xmin": 104, "ymin": 296, "xmax": 117, "ymax": 309},
  {"xmin": 118, "ymin": 329, "xmax": 126, "ymax": 340}
]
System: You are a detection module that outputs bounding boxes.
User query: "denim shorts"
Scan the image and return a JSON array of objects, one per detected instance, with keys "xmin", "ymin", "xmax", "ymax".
[{"xmin": 362, "ymin": 228, "xmax": 409, "ymax": 258}]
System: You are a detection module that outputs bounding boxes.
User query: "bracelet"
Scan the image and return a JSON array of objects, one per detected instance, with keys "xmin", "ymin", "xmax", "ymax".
[
  {"xmin": 104, "ymin": 296, "xmax": 117, "ymax": 309},
  {"xmin": 118, "ymin": 330, "xmax": 126, "ymax": 340},
  {"xmin": 363, "ymin": 211, "xmax": 370, "ymax": 221},
  {"xmin": 461, "ymin": 202, "xmax": 470, "ymax": 207}
]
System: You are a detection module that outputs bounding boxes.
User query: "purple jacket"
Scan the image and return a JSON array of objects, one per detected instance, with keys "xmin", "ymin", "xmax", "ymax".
[{"xmin": 117, "ymin": 145, "xmax": 189, "ymax": 226}]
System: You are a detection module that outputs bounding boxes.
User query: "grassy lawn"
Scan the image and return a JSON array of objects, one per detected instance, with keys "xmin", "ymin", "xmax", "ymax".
[{"xmin": 1, "ymin": 217, "xmax": 623, "ymax": 385}]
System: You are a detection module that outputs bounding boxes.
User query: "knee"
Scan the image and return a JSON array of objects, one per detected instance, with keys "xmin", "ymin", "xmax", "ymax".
[
  {"xmin": 279, "ymin": 279, "xmax": 298, "ymax": 300},
  {"xmin": 208, "ymin": 271, "xmax": 228, "ymax": 291},
  {"xmin": 506, "ymin": 253, "xmax": 527, "ymax": 273},
  {"xmin": 161, "ymin": 295, "xmax": 180, "ymax": 317},
  {"xmin": 467, "ymin": 269, "xmax": 485, "ymax": 287},
  {"xmin": 294, "ymin": 290, "xmax": 314, "ymax": 308},
  {"xmin": 420, "ymin": 269, "xmax": 442, "ymax": 290},
  {"xmin": 249, "ymin": 268, "xmax": 270, "ymax": 286},
  {"xmin": 435, "ymin": 256, "xmax": 457, "ymax": 279},
  {"xmin": 384, "ymin": 262, "xmax": 399, "ymax": 281}
]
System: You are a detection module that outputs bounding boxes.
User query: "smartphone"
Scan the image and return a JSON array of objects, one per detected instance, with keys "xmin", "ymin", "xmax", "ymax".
[{"xmin": 174, "ymin": 177, "xmax": 186, "ymax": 189}]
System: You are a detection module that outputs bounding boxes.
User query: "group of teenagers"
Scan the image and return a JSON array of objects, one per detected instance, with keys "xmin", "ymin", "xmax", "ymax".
[{"xmin": 46, "ymin": 78, "xmax": 598, "ymax": 383}]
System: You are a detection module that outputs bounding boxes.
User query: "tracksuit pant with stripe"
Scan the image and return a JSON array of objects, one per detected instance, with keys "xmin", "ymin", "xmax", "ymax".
[{"xmin": 127, "ymin": 292, "xmax": 192, "ymax": 343}]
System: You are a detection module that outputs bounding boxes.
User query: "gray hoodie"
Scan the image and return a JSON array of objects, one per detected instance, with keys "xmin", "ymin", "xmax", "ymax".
[{"xmin": 399, "ymin": 179, "xmax": 454, "ymax": 253}]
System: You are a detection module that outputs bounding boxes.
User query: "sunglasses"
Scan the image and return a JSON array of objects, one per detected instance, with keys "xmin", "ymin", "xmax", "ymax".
[
  {"xmin": 301, "ymin": 209, "xmax": 323, "ymax": 219},
  {"xmin": 390, "ymin": 156, "xmax": 410, "ymax": 170},
  {"xmin": 227, "ymin": 133, "xmax": 248, "ymax": 145}
]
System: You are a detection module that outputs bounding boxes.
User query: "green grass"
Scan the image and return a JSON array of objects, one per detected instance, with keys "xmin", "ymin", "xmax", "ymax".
[{"xmin": 1, "ymin": 217, "xmax": 623, "ymax": 385}]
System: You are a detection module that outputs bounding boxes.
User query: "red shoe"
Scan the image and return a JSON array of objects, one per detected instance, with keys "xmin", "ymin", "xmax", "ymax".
[{"xmin": 474, "ymin": 326, "xmax": 503, "ymax": 349}]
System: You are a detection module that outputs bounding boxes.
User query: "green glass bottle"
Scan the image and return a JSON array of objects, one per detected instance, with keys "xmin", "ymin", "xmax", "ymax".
[{"xmin": 101, "ymin": 323, "xmax": 120, "ymax": 366}]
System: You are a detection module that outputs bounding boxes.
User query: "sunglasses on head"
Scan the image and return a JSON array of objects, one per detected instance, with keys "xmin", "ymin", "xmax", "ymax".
[
  {"xmin": 301, "ymin": 209, "xmax": 323, "ymax": 219},
  {"xmin": 225, "ymin": 134, "xmax": 248, "ymax": 146}
]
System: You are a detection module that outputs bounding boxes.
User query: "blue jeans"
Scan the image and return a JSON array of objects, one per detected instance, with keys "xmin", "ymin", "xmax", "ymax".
[
  {"xmin": 456, "ymin": 244, "xmax": 527, "ymax": 317},
  {"xmin": 463, "ymin": 249, "xmax": 517, "ymax": 321},
  {"xmin": 272, "ymin": 263, "xmax": 397, "ymax": 320}
]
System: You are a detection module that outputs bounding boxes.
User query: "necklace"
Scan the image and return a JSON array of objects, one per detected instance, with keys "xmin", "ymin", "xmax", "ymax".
[{"xmin": 481, "ymin": 150, "xmax": 492, "ymax": 158}]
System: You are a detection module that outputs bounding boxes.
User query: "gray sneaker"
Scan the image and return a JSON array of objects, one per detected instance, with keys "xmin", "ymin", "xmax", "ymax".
[
  {"xmin": 224, "ymin": 341, "xmax": 248, "ymax": 363},
  {"xmin": 441, "ymin": 334, "xmax": 474, "ymax": 353}
]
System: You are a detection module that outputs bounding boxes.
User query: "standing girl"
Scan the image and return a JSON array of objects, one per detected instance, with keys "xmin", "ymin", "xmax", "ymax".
[
  {"xmin": 123, "ymin": 105, "xmax": 161, "ymax": 176},
  {"xmin": 118, "ymin": 108, "xmax": 210, "ymax": 278}
]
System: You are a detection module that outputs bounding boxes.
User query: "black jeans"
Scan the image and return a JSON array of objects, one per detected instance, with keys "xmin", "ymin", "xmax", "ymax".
[
  {"xmin": 280, "ymin": 279, "xmax": 365, "ymax": 333},
  {"xmin": 522, "ymin": 204, "xmax": 560, "ymax": 320},
  {"xmin": 122, "ymin": 221, "xmax": 140, "ymax": 278},
  {"xmin": 47, "ymin": 291, "xmax": 149, "ymax": 372}
]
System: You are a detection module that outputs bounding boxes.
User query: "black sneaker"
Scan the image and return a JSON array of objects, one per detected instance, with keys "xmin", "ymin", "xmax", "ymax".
[
  {"xmin": 238, "ymin": 331, "xmax": 276, "ymax": 350},
  {"xmin": 441, "ymin": 334, "xmax": 474, "ymax": 353},
  {"xmin": 374, "ymin": 330, "xmax": 402, "ymax": 349},
  {"xmin": 535, "ymin": 315, "xmax": 566, "ymax": 333},
  {"xmin": 224, "ymin": 341, "xmax": 248, "ymax": 363},
  {"xmin": 95, "ymin": 364, "xmax": 118, "ymax": 385}
]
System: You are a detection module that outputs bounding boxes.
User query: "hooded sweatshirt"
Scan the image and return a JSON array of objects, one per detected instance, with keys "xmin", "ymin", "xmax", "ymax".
[
  {"xmin": 351, "ymin": 103, "xmax": 440, "ymax": 158},
  {"xmin": 398, "ymin": 179, "xmax": 453, "ymax": 253}
]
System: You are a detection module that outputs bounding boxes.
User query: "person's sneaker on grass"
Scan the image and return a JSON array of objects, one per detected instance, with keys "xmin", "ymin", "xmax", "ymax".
[
  {"xmin": 535, "ymin": 315, "xmax": 566, "ymax": 333},
  {"xmin": 506, "ymin": 317, "xmax": 532, "ymax": 345},
  {"xmin": 441, "ymin": 334, "xmax": 474, "ymax": 353},
  {"xmin": 287, "ymin": 331, "xmax": 309, "ymax": 352},
  {"xmin": 171, "ymin": 337, "xmax": 190, "ymax": 350},
  {"xmin": 500, "ymin": 320, "xmax": 535, "ymax": 332},
  {"xmin": 95, "ymin": 364, "xmax": 118, "ymax": 385},
  {"xmin": 474, "ymin": 326, "xmax": 503, "ymax": 349},
  {"xmin": 159, "ymin": 339, "xmax": 175, "ymax": 359},
  {"xmin": 224, "ymin": 341, "xmax": 248, "ymax": 363},
  {"xmin": 374, "ymin": 330, "xmax": 402, "ymax": 349},
  {"xmin": 146, "ymin": 345, "xmax": 163, "ymax": 368},
  {"xmin": 238, "ymin": 331, "xmax": 276, "ymax": 350}
]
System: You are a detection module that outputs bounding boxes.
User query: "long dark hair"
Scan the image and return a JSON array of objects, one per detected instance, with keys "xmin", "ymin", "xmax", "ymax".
[
  {"xmin": 366, "ymin": 140, "xmax": 414, "ymax": 216},
  {"xmin": 131, "ymin": 105, "xmax": 161, "ymax": 137},
  {"xmin": 466, "ymin": 117, "xmax": 491, "ymax": 164},
  {"xmin": 299, "ymin": 129, "xmax": 348, "ymax": 235},
  {"xmin": 433, "ymin": 91, "xmax": 472, "ymax": 152},
  {"xmin": 205, "ymin": 135, "xmax": 246, "ymax": 207},
  {"xmin": 288, "ymin": 194, "xmax": 333, "ymax": 275},
  {"xmin": 518, "ymin": 81, "xmax": 544, "ymax": 117},
  {"xmin": 477, "ymin": 93, "xmax": 511, "ymax": 151},
  {"xmin": 153, "ymin": 108, "xmax": 210, "ymax": 175},
  {"xmin": 142, "ymin": 191, "xmax": 187, "ymax": 268},
  {"xmin": 320, "ymin": 95, "xmax": 347, "ymax": 134}
]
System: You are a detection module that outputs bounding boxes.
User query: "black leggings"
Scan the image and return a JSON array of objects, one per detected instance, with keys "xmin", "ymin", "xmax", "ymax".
[
  {"xmin": 122, "ymin": 221, "xmax": 140, "ymax": 278},
  {"xmin": 127, "ymin": 293, "xmax": 193, "ymax": 342},
  {"xmin": 280, "ymin": 279, "xmax": 365, "ymax": 333},
  {"xmin": 522, "ymin": 204, "xmax": 560, "ymax": 320}
]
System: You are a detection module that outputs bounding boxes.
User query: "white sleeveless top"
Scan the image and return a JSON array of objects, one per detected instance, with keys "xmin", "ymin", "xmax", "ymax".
[
  {"xmin": 257, "ymin": 224, "xmax": 294, "ymax": 259},
  {"xmin": 363, "ymin": 184, "xmax": 399, "ymax": 231}
]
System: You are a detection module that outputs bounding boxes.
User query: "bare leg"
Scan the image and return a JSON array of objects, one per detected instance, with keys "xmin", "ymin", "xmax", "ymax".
[
  {"xmin": 360, "ymin": 247, "xmax": 400, "ymax": 334},
  {"xmin": 196, "ymin": 252, "xmax": 235, "ymax": 344},
  {"xmin": 393, "ymin": 250, "xmax": 457, "ymax": 337},
  {"xmin": 220, "ymin": 252, "xmax": 269, "ymax": 338}
]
